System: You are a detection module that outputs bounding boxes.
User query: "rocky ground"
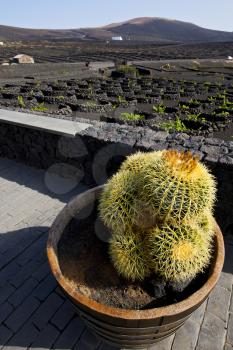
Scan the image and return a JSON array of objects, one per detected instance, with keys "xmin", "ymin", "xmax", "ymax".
[
  {"xmin": 1, "ymin": 61, "xmax": 233, "ymax": 140},
  {"xmin": 1, "ymin": 41, "xmax": 233, "ymax": 63}
]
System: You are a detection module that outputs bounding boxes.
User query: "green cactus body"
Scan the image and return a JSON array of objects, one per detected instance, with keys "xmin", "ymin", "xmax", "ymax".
[
  {"xmin": 148, "ymin": 223, "xmax": 212, "ymax": 282},
  {"xmin": 99, "ymin": 150, "xmax": 217, "ymax": 283},
  {"xmin": 99, "ymin": 170, "xmax": 139, "ymax": 232},
  {"xmin": 120, "ymin": 151, "xmax": 163, "ymax": 173},
  {"xmin": 142, "ymin": 150, "xmax": 216, "ymax": 223},
  {"xmin": 109, "ymin": 229, "xmax": 150, "ymax": 281},
  {"xmin": 196, "ymin": 211, "xmax": 215, "ymax": 242}
]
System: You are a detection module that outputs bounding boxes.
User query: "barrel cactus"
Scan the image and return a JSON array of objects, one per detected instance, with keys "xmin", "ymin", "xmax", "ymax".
[
  {"xmin": 99, "ymin": 170, "xmax": 139, "ymax": 232},
  {"xmin": 109, "ymin": 228, "xmax": 150, "ymax": 281},
  {"xmin": 148, "ymin": 222, "xmax": 212, "ymax": 282},
  {"xmin": 196, "ymin": 211, "xmax": 215, "ymax": 242},
  {"xmin": 98, "ymin": 149, "xmax": 216, "ymax": 283},
  {"xmin": 120, "ymin": 151, "xmax": 162, "ymax": 173},
  {"xmin": 142, "ymin": 150, "xmax": 216, "ymax": 223}
]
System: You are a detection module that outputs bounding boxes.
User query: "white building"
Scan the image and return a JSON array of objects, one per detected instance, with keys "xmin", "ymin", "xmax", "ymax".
[
  {"xmin": 112, "ymin": 36, "xmax": 123, "ymax": 41},
  {"xmin": 11, "ymin": 54, "xmax": 35, "ymax": 64},
  {"xmin": 0, "ymin": 42, "xmax": 4, "ymax": 46}
]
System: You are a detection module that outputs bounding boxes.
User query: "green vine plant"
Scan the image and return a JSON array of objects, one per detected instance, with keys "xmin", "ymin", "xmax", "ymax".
[
  {"xmin": 56, "ymin": 95, "xmax": 65, "ymax": 101},
  {"xmin": 216, "ymin": 90, "xmax": 227, "ymax": 105},
  {"xmin": 120, "ymin": 112, "xmax": 145, "ymax": 121},
  {"xmin": 159, "ymin": 117, "xmax": 188, "ymax": 132},
  {"xmin": 186, "ymin": 113, "xmax": 206, "ymax": 123},
  {"xmin": 31, "ymin": 102, "xmax": 48, "ymax": 112},
  {"xmin": 208, "ymin": 96, "xmax": 216, "ymax": 103},
  {"xmin": 188, "ymin": 98, "xmax": 201, "ymax": 107},
  {"xmin": 215, "ymin": 92, "xmax": 233, "ymax": 110},
  {"xmin": 214, "ymin": 111, "xmax": 230, "ymax": 118},
  {"xmin": 18, "ymin": 95, "xmax": 26, "ymax": 108},
  {"xmin": 153, "ymin": 103, "xmax": 166, "ymax": 114},
  {"xmin": 180, "ymin": 104, "xmax": 190, "ymax": 110},
  {"xmin": 118, "ymin": 95, "xmax": 127, "ymax": 104}
]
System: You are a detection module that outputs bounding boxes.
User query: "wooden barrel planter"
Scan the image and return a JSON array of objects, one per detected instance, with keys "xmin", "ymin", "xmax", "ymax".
[{"xmin": 47, "ymin": 186, "xmax": 225, "ymax": 349}]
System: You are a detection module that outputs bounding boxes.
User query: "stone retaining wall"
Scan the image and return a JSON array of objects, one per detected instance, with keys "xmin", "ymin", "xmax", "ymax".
[{"xmin": 0, "ymin": 120, "xmax": 232, "ymax": 236}]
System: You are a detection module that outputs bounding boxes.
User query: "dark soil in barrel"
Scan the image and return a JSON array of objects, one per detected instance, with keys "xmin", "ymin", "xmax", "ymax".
[{"xmin": 58, "ymin": 203, "xmax": 211, "ymax": 310}]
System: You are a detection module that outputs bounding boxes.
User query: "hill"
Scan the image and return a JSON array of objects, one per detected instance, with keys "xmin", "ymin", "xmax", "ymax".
[{"xmin": 0, "ymin": 17, "xmax": 233, "ymax": 43}]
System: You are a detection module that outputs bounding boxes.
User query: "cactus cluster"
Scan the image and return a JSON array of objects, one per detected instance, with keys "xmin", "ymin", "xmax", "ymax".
[{"xmin": 99, "ymin": 150, "xmax": 216, "ymax": 282}]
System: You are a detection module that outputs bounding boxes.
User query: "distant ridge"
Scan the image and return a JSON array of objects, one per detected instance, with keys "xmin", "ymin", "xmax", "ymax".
[{"xmin": 0, "ymin": 17, "xmax": 233, "ymax": 43}]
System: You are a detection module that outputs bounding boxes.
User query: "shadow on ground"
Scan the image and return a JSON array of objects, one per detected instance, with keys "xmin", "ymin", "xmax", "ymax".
[
  {"xmin": 0, "ymin": 226, "xmax": 109, "ymax": 349},
  {"xmin": 0, "ymin": 157, "xmax": 89, "ymax": 204}
]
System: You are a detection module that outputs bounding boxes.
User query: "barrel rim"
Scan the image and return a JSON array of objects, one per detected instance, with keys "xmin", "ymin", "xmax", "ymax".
[{"xmin": 47, "ymin": 185, "xmax": 225, "ymax": 321}]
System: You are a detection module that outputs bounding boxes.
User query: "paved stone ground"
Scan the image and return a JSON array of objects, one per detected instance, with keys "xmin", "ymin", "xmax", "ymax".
[{"xmin": 0, "ymin": 157, "xmax": 232, "ymax": 350}]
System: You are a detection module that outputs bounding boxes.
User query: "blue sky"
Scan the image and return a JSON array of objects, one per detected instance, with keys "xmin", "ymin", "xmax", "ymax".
[{"xmin": 0, "ymin": 0, "xmax": 232, "ymax": 31}]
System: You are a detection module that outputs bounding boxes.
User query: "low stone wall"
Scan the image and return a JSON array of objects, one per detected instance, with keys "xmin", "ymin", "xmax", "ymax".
[{"xmin": 0, "ymin": 120, "xmax": 232, "ymax": 236}]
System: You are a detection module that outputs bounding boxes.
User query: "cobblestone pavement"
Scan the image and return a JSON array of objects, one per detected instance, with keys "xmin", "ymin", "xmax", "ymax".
[{"xmin": 0, "ymin": 157, "xmax": 232, "ymax": 350}]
